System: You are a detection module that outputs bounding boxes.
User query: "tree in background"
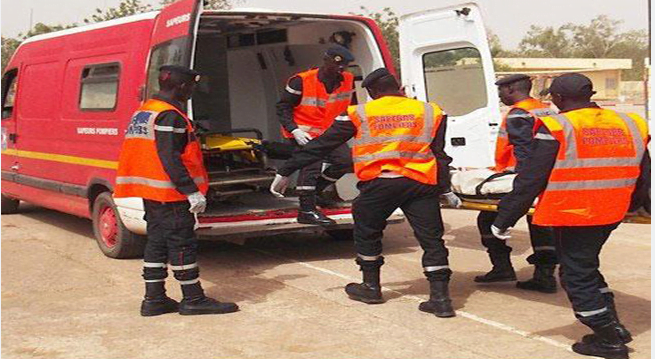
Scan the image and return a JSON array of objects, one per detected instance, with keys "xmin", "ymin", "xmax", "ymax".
[
  {"xmin": 354, "ymin": 6, "xmax": 399, "ymax": 73},
  {"xmin": 518, "ymin": 25, "xmax": 574, "ymax": 58},
  {"xmin": 161, "ymin": 0, "xmax": 236, "ymax": 10},
  {"xmin": 2, "ymin": 23, "xmax": 76, "ymax": 71}
]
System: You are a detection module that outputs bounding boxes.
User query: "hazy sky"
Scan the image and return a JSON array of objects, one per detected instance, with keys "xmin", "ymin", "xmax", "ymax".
[{"xmin": 1, "ymin": 0, "xmax": 650, "ymax": 49}]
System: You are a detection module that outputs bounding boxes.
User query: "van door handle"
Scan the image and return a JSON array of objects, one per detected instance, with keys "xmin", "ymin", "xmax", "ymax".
[{"xmin": 11, "ymin": 164, "xmax": 19, "ymax": 171}]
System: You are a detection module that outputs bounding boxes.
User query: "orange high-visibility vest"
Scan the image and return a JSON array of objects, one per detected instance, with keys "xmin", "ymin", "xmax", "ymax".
[
  {"xmin": 348, "ymin": 96, "xmax": 444, "ymax": 185},
  {"xmin": 114, "ymin": 99, "xmax": 209, "ymax": 202},
  {"xmin": 282, "ymin": 68, "xmax": 354, "ymax": 139},
  {"xmin": 532, "ymin": 108, "xmax": 648, "ymax": 226},
  {"xmin": 494, "ymin": 98, "xmax": 555, "ymax": 172}
]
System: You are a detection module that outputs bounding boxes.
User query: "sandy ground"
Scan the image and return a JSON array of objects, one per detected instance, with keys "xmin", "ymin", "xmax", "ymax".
[{"xmin": 1, "ymin": 203, "xmax": 650, "ymax": 358}]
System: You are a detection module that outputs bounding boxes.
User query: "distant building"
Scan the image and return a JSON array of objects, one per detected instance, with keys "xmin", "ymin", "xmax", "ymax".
[{"xmin": 494, "ymin": 58, "xmax": 633, "ymax": 100}]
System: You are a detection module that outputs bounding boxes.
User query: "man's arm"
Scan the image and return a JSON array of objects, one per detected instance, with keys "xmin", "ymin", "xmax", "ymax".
[
  {"xmin": 430, "ymin": 114, "xmax": 453, "ymax": 192},
  {"xmin": 277, "ymin": 113, "xmax": 357, "ymax": 177},
  {"xmin": 154, "ymin": 111, "xmax": 199, "ymax": 195},
  {"xmin": 494, "ymin": 124, "xmax": 559, "ymax": 229},
  {"xmin": 506, "ymin": 108, "xmax": 535, "ymax": 172},
  {"xmin": 276, "ymin": 76, "xmax": 303, "ymax": 133},
  {"xmin": 629, "ymin": 148, "xmax": 651, "ymax": 213}
]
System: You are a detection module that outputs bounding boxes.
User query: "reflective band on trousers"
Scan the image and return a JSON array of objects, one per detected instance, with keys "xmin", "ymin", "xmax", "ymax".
[
  {"xmin": 550, "ymin": 112, "xmax": 645, "ymax": 168},
  {"xmin": 355, "ymin": 103, "xmax": 435, "ymax": 146},
  {"xmin": 143, "ymin": 262, "xmax": 167, "ymax": 268},
  {"xmin": 575, "ymin": 306, "xmax": 608, "ymax": 317},
  {"xmin": 144, "ymin": 279, "xmax": 165, "ymax": 283},
  {"xmin": 179, "ymin": 278, "xmax": 199, "ymax": 285},
  {"xmin": 424, "ymin": 265, "xmax": 449, "ymax": 272},
  {"xmin": 357, "ymin": 254, "xmax": 382, "ymax": 261},
  {"xmin": 546, "ymin": 177, "xmax": 637, "ymax": 191},
  {"xmin": 533, "ymin": 246, "xmax": 556, "ymax": 251},
  {"xmin": 116, "ymin": 176, "xmax": 206, "ymax": 188},
  {"xmin": 170, "ymin": 263, "xmax": 198, "ymax": 271}
]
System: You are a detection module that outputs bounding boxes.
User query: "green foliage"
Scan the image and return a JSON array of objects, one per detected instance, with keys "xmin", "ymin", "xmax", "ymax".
[
  {"xmin": 2, "ymin": 37, "xmax": 21, "ymax": 72},
  {"xmin": 84, "ymin": 0, "xmax": 152, "ymax": 23},
  {"xmin": 160, "ymin": 0, "xmax": 237, "ymax": 10},
  {"xmin": 518, "ymin": 25, "xmax": 574, "ymax": 58},
  {"xmin": 2, "ymin": 23, "xmax": 77, "ymax": 71},
  {"xmin": 353, "ymin": 6, "xmax": 399, "ymax": 73}
]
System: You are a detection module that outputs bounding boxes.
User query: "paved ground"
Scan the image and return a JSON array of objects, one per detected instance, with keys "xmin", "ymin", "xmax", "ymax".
[{"xmin": 1, "ymin": 203, "xmax": 651, "ymax": 358}]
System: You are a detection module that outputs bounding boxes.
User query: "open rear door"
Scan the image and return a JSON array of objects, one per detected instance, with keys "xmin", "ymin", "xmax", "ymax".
[
  {"xmin": 145, "ymin": 0, "xmax": 202, "ymax": 105},
  {"xmin": 399, "ymin": 3, "xmax": 500, "ymax": 168}
]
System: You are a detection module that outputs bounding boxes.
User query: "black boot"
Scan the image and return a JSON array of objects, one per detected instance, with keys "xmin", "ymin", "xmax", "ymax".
[
  {"xmin": 140, "ymin": 281, "xmax": 179, "ymax": 317},
  {"xmin": 582, "ymin": 294, "xmax": 632, "ymax": 344},
  {"xmin": 516, "ymin": 264, "xmax": 557, "ymax": 293},
  {"xmin": 418, "ymin": 280, "xmax": 456, "ymax": 318},
  {"xmin": 178, "ymin": 282, "xmax": 239, "ymax": 315},
  {"xmin": 345, "ymin": 260, "xmax": 384, "ymax": 304},
  {"xmin": 573, "ymin": 322, "xmax": 629, "ymax": 359},
  {"xmin": 316, "ymin": 184, "xmax": 349, "ymax": 208},
  {"xmin": 297, "ymin": 193, "xmax": 336, "ymax": 225},
  {"xmin": 474, "ymin": 253, "xmax": 516, "ymax": 283}
]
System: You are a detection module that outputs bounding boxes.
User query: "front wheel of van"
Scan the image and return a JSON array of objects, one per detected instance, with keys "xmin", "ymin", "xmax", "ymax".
[
  {"xmin": 92, "ymin": 192, "xmax": 146, "ymax": 259},
  {"xmin": 1, "ymin": 194, "xmax": 20, "ymax": 214}
]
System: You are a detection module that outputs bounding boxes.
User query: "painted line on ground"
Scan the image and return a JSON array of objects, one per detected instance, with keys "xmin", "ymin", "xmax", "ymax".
[{"xmin": 252, "ymin": 247, "xmax": 574, "ymax": 354}]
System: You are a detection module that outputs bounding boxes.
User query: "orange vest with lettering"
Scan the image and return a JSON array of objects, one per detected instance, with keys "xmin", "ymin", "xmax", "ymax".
[
  {"xmin": 114, "ymin": 99, "xmax": 209, "ymax": 202},
  {"xmin": 532, "ymin": 108, "xmax": 648, "ymax": 226},
  {"xmin": 283, "ymin": 68, "xmax": 354, "ymax": 138},
  {"xmin": 494, "ymin": 98, "xmax": 555, "ymax": 172},
  {"xmin": 348, "ymin": 96, "xmax": 444, "ymax": 185}
]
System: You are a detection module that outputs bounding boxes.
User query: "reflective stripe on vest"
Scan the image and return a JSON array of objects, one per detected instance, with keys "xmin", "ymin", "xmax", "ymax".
[{"xmin": 532, "ymin": 109, "xmax": 648, "ymax": 226}]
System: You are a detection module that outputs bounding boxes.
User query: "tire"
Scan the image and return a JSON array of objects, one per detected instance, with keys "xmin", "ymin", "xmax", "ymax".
[
  {"xmin": 1, "ymin": 194, "xmax": 20, "ymax": 215},
  {"xmin": 92, "ymin": 192, "xmax": 146, "ymax": 259},
  {"xmin": 326, "ymin": 228, "xmax": 354, "ymax": 241}
]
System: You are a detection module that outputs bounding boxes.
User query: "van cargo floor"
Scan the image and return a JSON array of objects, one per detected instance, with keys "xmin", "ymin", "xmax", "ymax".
[{"xmin": 201, "ymin": 192, "xmax": 302, "ymax": 217}]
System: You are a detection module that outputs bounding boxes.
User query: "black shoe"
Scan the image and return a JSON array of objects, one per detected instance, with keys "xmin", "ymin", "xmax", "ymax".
[
  {"xmin": 418, "ymin": 280, "xmax": 455, "ymax": 318},
  {"xmin": 345, "ymin": 282, "xmax": 384, "ymax": 304},
  {"xmin": 572, "ymin": 322, "xmax": 629, "ymax": 359},
  {"xmin": 516, "ymin": 264, "xmax": 557, "ymax": 293},
  {"xmin": 582, "ymin": 323, "xmax": 633, "ymax": 345},
  {"xmin": 316, "ymin": 188, "xmax": 349, "ymax": 208},
  {"xmin": 297, "ymin": 210, "xmax": 336, "ymax": 226},
  {"xmin": 474, "ymin": 268, "xmax": 517, "ymax": 283},
  {"xmin": 140, "ymin": 296, "xmax": 179, "ymax": 317},
  {"xmin": 179, "ymin": 296, "xmax": 239, "ymax": 315}
]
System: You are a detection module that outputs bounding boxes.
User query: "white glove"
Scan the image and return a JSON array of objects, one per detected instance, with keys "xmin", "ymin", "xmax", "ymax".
[
  {"xmin": 291, "ymin": 128, "xmax": 313, "ymax": 145},
  {"xmin": 491, "ymin": 225, "xmax": 512, "ymax": 240},
  {"xmin": 441, "ymin": 191, "xmax": 462, "ymax": 208},
  {"xmin": 270, "ymin": 174, "xmax": 290, "ymax": 198},
  {"xmin": 187, "ymin": 191, "xmax": 207, "ymax": 214}
]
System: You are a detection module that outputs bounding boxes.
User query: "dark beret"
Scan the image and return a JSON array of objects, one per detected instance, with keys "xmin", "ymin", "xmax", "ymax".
[
  {"xmin": 362, "ymin": 68, "xmax": 393, "ymax": 88},
  {"xmin": 495, "ymin": 74, "xmax": 531, "ymax": 86},
  {"xmin": 548, "ymin": 73, "xmax": 596, "ymax": 97},
  {"xmin": 159, "ymin": 65, "xmax": 201, "ymax": 82},
  {"xmin": 325, "ymin": 45, "xmax": 355, "ymax": 63}
]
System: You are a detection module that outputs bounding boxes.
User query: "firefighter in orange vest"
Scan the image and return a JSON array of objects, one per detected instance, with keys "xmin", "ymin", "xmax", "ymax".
[
  {"xmin": 492, "ymin": 73, "xmax": 650, "ymax": 359},
  {"xmin": 271, "ymin": 68, "xmax": 462, "ymax": 318},
  {"xmin": 115, "ymin": 65, "xmax": 238, "ymax": 317},
  {"xmin": 276, "ymin": 45, "xmax": 356, "ymax": 225},
  {"xmin": 474, "ymin": 74, "xmax": 558, "ymax": 293}
]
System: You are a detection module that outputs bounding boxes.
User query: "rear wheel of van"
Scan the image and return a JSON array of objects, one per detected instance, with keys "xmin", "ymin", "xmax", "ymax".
[
  {"xmin": 92, "ymin": 192, "xmax": 146, "ymax": 259},
  {"xmin": 1, "ymin": 194, "xmax": 20, "ymax": 214},
  {"xmin": 326, "ymin": 228, "xmax": 354, "ymax": 241}
]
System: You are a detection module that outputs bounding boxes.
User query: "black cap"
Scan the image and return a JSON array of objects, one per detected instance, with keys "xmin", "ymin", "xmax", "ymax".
[
  {"xmin": 495, "ymin": 73, "xmax": 530, "ymax": 86},
  {"xmin": 159, "ymin": 65, "xmax": 201, "ymax": 83},
  {"xmin": 325, "ymin": 45, "xmax": 355, "ymax": 64},
  {"xmin": 362, "ymin": 68, "xmax": 394, "ymax": 88},
  {"xmin": 548, "ymin": 73, "xmax": 596, "ymax": 97}
]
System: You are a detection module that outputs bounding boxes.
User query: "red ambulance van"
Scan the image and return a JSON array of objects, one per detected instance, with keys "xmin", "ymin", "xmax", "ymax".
[{"xmin": 1, "ymin": 0, "xmax": 500, "ymax": 258}]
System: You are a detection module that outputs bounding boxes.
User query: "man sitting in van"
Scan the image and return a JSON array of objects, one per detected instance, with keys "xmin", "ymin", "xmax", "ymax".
[
  {"xmin": 276, "ymin": 45, "xmax": 356, "ymax": 226},
  {"xmin": 115, "ymin": 65, "xmax": 239, "ymax": 317}
]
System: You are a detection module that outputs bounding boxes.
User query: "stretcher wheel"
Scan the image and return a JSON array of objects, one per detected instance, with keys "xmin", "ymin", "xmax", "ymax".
[
  {"xmin": 92, "ymin": 192, "xmax": 146, "ymax": 259},
  {"xmin": 1, "ymin": 194, "xmax": 19, "ymax": 214}
]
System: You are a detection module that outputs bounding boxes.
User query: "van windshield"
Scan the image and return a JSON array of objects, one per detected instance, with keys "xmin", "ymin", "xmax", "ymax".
[{"xmin": 422, "ymin": 47, "xmax": 487, "ymax": 116}]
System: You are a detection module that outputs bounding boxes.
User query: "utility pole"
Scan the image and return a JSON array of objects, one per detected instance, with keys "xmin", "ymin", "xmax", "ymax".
[{"xmin": 29, "ymin": 8, "xmax": 34, "ymax": 30}]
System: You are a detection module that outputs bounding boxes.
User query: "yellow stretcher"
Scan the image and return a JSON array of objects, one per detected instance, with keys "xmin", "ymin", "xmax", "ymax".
[{"xmin": 458, "ymin": 200, "xmax": 651, "ymax": 225}]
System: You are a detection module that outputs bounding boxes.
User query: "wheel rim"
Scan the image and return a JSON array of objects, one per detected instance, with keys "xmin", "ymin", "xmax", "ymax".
[{"xmin": 98, "ymin": 205, "xmax": 118, "ymax": 249}]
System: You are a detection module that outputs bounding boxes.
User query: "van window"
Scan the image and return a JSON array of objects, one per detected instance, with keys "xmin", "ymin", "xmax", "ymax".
[
  {"xmin": 146, "ymin": 37, "xmax": 190, "ymax": 99},
  {"xmin": 79, "ymin": 63, "xmax": 120, "ymax": 111},
  {"xmin": 2, "ymin": 70, "xmax": 18, "ymax": 119},
  {"xmin": 423, "ymin": 48, "xmax": 487, "ymax": 116}
]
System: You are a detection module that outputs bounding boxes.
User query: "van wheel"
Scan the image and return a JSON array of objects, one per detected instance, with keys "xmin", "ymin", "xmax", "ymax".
[
  {"xmin": 92, "ymin": 192, "xmax": 146, "ymax": 259},
  {"xmin": 1, "ymin": 194, "xmax": 20, "ymax": 214},
  {"xmin": 326, "ymin": 228, "xmax": 354, "ymax": 241}
]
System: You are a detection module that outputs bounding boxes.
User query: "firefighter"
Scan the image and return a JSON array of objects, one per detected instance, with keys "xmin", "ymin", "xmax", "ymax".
[
  {"xmin": 276, "ymin": 45, "xmax": 356, "ymax": 226},
  {"xmin": 474, "ymin": 74, "xmax": 558, "ymax": 293},
  {"xmin": 115, "ymin": 65, "xmax": 239, "ymax": 317},
  {"xmin": 491, "ymin": 73, "xmax": 650, "ymax": 359},
  {"xmin": 270, "ymin": 68, "xmax": 462, "ymax": 318}
]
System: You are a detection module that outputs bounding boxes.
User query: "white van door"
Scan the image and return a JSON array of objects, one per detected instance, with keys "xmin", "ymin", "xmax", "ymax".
[{"xmin": 399, "ymin": 3, "xmax": 500, "ymax": 168}]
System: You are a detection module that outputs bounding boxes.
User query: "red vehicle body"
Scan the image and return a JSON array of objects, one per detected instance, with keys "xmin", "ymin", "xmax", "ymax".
[{"xmin": 1, "ymin": 0, "xmax": 404, "ymax": 258}]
